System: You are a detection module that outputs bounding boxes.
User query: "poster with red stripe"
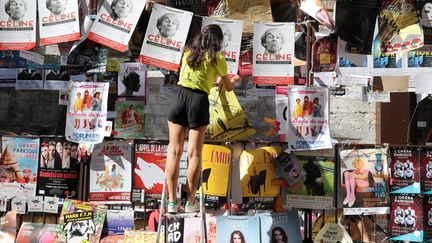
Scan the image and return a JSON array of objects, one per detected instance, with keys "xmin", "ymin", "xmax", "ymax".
[
  {"xmin": 139, "ymin": 3, "xmax": 193, "ymax": 71},
  {"xmin": 252, "ymin": 23, "xmax": 295, "ymax": 84},
  {"xmin": 0, "ymin": 0, "xmax": 36, "ymax": 50},
  {"xmin": 37, "ymin": 0, "xmax": 80, "ymax": 46},
  {"xmin": 88, "ymin": 0, "xmax": 147, "ymax": 52}
]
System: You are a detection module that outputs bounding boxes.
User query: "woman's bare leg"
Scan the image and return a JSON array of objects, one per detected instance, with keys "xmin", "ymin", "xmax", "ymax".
[{"xmin": 186, "ymin": 125, "xmax": 207, "ymax": 203}]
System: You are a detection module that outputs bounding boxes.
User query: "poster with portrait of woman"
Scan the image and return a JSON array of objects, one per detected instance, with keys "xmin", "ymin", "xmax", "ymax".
[
  {"xmin": 215, "ymin": 216, "xmax": 260, "ymax": 243},
  {"xmin": 0, "ymin": 0, "xmax": 36, "ymax": 50},
  {"xmin": 37, "ymin": 0, "xmax": 80, "ymax": 46},
  {"xmin": 287, "ymin": 85, "xmax": 331, "ymax": 151},
  {"xmin": 259, "ymin": 212, "xmax": 302, "ymax": 243},
  {"xmin": 117, "ymin": 62, "xmax": 146, "ymax": 97},
  {"xmin": 252, "ymin": 23, "xmax": 295, "ymax": 85},
  {"xmin": 418, "ymin": 0, "xmax": 432, "ymax": 45},
  {"xmin": 201, "ymin": 17, "xmax": 243, "ymax": 75},
  {"xmin": 339, "ymin": 148, "xmax": 389, "ymax": 215},
  {"xmin": 139, "ymin": 3, "xmax": 193, "ymax": 71},
  {"xmin": 65, "ymin": 82, "xmax": 109, "ymax": 144},
  {"xmin": 114, "ymin": 100, "xmax": 145, "ymax": 139},
  {"xmin": 89, "ymin": 140, "xmax": 132, "ymax": 203},
  {"xmin": 88, "ymin": 0, "xmax": 147, "ymax": 52}
]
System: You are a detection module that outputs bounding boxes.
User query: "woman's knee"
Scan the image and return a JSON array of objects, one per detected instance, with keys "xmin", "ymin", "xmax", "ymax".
[
  {"xmin": 168, "ymin": 145, "xmax": 183, "ymax": 159},
  {"xmin": 187, "ymin": 147, "xmax": 202, "ymax": 160}
]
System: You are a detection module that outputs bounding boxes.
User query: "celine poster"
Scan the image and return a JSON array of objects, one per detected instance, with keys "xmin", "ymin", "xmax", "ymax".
[
  {"xmin": 65, "ymin": 82, "xmax": 109, "ymax": 144},
  {"xmin": 389, "ymin": 195, "xmax": 424, "ymax": 242},
  {"xmin": 114, "ymin": 99, "xmax": 145, "ymax": 139},
  {"xmin": 287, "ymin": 85, "xmax": 331, "ymax": 151},
  {"xmin": 0, "ymin": 0, "xmax": 36, "ymax": 50},
  {"xmin": 339, "ymin": 148, "xmax": 389, "ymax": 215},
  {"xmin": 259, "ymin": 212, "xmax": 302, "ymax": 243},
  {"xmin": 37, "ymin": 137, "xmax": 79, "ymax": 199},
  {"xmin": 139, "ymin": 3, "xmax": 193, "ymax": 71},
  {"xmin": 37, "ymin": 0, "xmax": 80, "ymax": 46},
  {"xmin": 201, "ymin": 144, "xmax": 231, "ymax": 206},
  {"xmin": 201, "ymin": 17, "xmax": 243, "ymax": 75},
  {"xmin": 389, "ymin": 146, "xmax": 421, "ymax": 194},
  {"xmin": 215, "ymin": 215, "xmax": 260, "ymax": 243},
  {"xmin": 239, "ymin": 146, "xmax": 280, "ymax": 210},
  {"xmin": 117, "ymin": 62, "xmax": 146, "ymax": 97},
  {"xmin": 133, "ymin": 140, "xmax": 168, "ymax": 199},
  {"xmin": 421, "ymin": 147, "xmax": 432, "ymax": 194},
  {"xmin": 0, "ymin": 136, "xmax": 39, "ymax": 199},
  {"xmin": 88, "ymin": 0, "xmax": 147, "ymax": 52},
  {"xmin": 89, "ymin": 140, "xmax": 132, "ymax": 203},
  {"xmin": 252, "ymin": 22, "xmax": 295, "ymax": 85}
]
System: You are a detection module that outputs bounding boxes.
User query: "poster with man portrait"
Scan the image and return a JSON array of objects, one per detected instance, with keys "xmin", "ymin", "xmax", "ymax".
[
  {"xmin": 252, "ymin": 23, "xmax": 295, "ymax": 85},
  {"xmin": 89, "ymin": 140, "xmax": 132, "ymax": 203},
  {"xmin": 201, "ymin": 17, "xmax": 243, "ymax": 75},
  {"xmin": 117, "ymin": 62, "xmax": 146, "ymax": 97},
  {"xmin": 65, "ymin": 82, "xmax": 109, "ymax": 144},
  {"xmin": 287, "ymin": 86, "xmax": 331, "ymax": 151},
  {"xmin": 88, "ymin": 0, "xmax": 147, "ymax": 52},
  {"xmin": 37, "ymin": 137, "xmax": 80, "ymax": 199},
  {"xmin": 0, "ymin": 0, "xmax": 36, "ymax": 50},
  {"xmin": 139, "ymin": 3, "xmax": 193, "ymax": 71},
  {"xmin": 37, "ymin": 0, "xmax": 80, "ymax": 46}
]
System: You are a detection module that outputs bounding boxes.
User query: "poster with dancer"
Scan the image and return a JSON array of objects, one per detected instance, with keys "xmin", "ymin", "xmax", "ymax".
[
  {"xmin": 201, "ymin": 144, "xmax": 231, "ymax": 207},
  {"xmin": 275, "ymin": 85, "xmax": 288, "ymax": 141},
  {"xmin": 57, "ymin": 199, "xmax": 107, "ymax": 243},
  {"xmin": 259, "ymin": 212, "xmax": 302, "ymax": 243},
  {"xmin": 0, "ymin": 136, "xmax": 39, "ymax": 199},
  {"xmin": 239, "ymin": 146, "xmax": 281, "ymax": 210},
  {"xmin": 389, "ymin": 146, "xmax": 421, "ymax": 194},
  {"xmin": 133, "ymin": 140, "xmax": 168, "ymax": 199},
  {"xmin": 201, "ymin": 17, "xmax": 243, "ymax": 75},
  {"xmin": 287, "ymin": 85, "xmax": 331, "ymax": 151},
  {"xmin": 339, "ymin": 148, "xmax": 389, "ymax": 215},
  {"xmin": 117, "ymin": 62, "xmax": 146, "ymax": 97},
  {"xmin": 421, "ymin": 147, "xmax": 432, "ymax": 194},
  {"xmin": 88, "ymin": 0, "xmax": 147, "ymax": 52},
  {"xmin": 207, "ymin": 86, "xmax": 255, "ymax": 141},
  {"xmin": 37, "ymin": 137, "xmax": 80, "ymax": 199},
  {"xmin": 389, "ymin": 195, "xmax": 423, "ymax": 242},
  {"xmin": 252, "ymin": 22, "xmax": 295, "ymax": 85},
  {"xmin": 37, "ymin": 0, "xmax": 80, "ymax": 45},
  {"xmin": 114, "ymin": 99, "xmax": 145, "ymax": 139},
  {"xmin": 0, "ymin": 0, "xmax": 36, "ymax": 50},
  {"xmin": 216, "ymin": 215, "xmax": 260, "ymax": 243},
  {"xmin": 139, "ymin": 3, "xmax": 193, "ymax": 71},
  {"xmin": 65, "ymin": 82, "xmax": 109, "ymax": 144},
  {"xmin": 89, "ymin": 140, "xmax": 132, "ymax": 202}
]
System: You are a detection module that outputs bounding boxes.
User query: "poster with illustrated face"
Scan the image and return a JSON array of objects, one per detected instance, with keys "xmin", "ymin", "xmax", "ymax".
[
  {"xmin": 253, "ymin": 22, "xmax": 295, "ymax": 85},
  {"xmin": 201, "ymin": 17, "xmax": 243, "ymax": 75},
  {"xmin": 0, "ymin": 0, "xmax": 36, "ymax": 50},
  {"xmin": 88, "ymin": 0, "xmax": 147, "ymax": 52},
  {"xmin": 287, "ymin": 85, "xmax": 331, "ymax": 151},
  {"xmin": 37, "ymin": 0, "xmax": 80, "ymax": 46},
  {"xmin": 139, "ymin": 3, "xmax": 193, "ymax": 71},
  {"xmin": 117, "ymin": 62, "xmax": 146, "ymax": 97},
  {"xmin": 65, "ymin": 82, "xmax": 109, "ymax": 144}
]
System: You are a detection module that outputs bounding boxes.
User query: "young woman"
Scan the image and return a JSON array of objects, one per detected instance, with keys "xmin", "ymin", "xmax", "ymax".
[
  {"xmin": 230, "ymin": 230, "xmax": 246, "ymax": 243},
  {"xmin": 271, "ymin": 227, "xmax": 288, "ymax": 243},
  {"xmin": 165, "ymin": 24, "xmax": 241, "ymax": 213}
]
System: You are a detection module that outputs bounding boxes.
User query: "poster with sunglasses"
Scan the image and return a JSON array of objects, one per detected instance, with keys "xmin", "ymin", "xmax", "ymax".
[
  {"xmin": 139, "ymin": 3, "xmax": 193, "ymax": 71},
  {"xmin": 201, "ymin": 17, "xmax": 243, "ymax": 76},
  {"xmin": 117, "ymin": 62, "xmax": 146, "ymax": 97},
  {"xmin": 0, "ymin": 0, "xmax": 36, "ymax": 50},
  {"xmin": 252, "ymin": 22, "xmax": 295, "ymax": 85},
  {"xmin": 36, "ymin": 137, "xmax": 80, "ymax": 199},
  {"xmin": 37, "ymin": 0, "xmax": 80, "ymax": 46},
  {"xmin": 88, "ymin": 0, "xmax": 147, "ymax": 52}
]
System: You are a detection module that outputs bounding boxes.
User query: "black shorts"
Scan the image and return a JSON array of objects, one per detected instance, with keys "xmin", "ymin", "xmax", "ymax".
[{"xmin": 168, "ymin": 86, "xmax": 210, "ymax": 128}]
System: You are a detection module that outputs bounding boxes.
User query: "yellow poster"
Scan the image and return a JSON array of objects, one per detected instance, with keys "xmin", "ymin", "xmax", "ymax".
[
  {"xmin": 239, "ymin": 146, "xmax": 281, "ymax": 197},
  {"xmin": 201, "ymin": 144, "xmax": 231, "ymax": 197},
  {"xmin": 207, "ymin": 87, "xmax": 256, "ymax": 141}
]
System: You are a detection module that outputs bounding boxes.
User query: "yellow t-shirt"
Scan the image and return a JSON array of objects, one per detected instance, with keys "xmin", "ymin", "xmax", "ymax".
[{"xmin": 177, "ymin": 50, "xmax": 228, "ymax": 94}]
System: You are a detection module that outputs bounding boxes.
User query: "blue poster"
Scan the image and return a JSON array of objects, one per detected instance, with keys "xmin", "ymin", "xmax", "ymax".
[{"xmin": 216, "ymin": 216, "xmax": 260, "ymax": 243}]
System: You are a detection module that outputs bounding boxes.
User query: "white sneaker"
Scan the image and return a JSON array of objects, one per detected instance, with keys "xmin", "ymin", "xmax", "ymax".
[
  {"xmin": 167, "ymin": 201, "xmax": 178, "ymax": 214},
  {"xmin": 185, "ymin": 201, "xmax": 200, "ymax": 213}
]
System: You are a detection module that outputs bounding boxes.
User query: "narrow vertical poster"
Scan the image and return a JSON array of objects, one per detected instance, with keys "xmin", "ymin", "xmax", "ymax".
[
  {"xmin": 0, "ymin": 0, "xmax": 36, "ymax": 50},
  {"xmin": 421, "ymin": 147, "xmax": 432, "ymax": 194},
  {"xmin": 117, "ymin": 62, "xmax": 146, "ymax": 97},
  {"xmin": 0, "ymin": 136, "xmax": 39, "ymax": 199},
  {"xmin": 253, "ymin": 22, "xmax": 295, "ymax": 84},
  {"xmin": 114, "ymin": 99, "xmax": 145, "ymax": 139},
  {"xmin": 389, "ymin": 146, "xmax": 421, "ymax": 194},
  {"xmin": 275, "ymin": 85, "xmax": 288, "ymax": 141},
  {"xmin": 133, "ymin": 140, "xmax": 168, "ymax": 199},
  {"xmin": 65, "ymin": 82, "xmax": 109, "ymax": 144},
  {"xmin": 287, "ymin": 85, "xmax": 331, "ymax": 151},
  {"xmin": 418, "ymin": 0, "xmax": 432, "ymax": 45},
  {"xmin": 139, "ymin": 3, "xmax": 193, "ymax": 71},
  {"xmin": 37, "ymin": 0, "xmax": 80, "ymax": 45},
  {"xmin": 88, "ymin": 0, "xmax": 147, "ymax": 52},
  {"xmin": 89, "ymin": 140, "xmax": 132, "ymax": 203}
]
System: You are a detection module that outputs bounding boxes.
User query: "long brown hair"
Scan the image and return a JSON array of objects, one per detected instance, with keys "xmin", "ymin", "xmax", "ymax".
[{"xmin": 187, "ymin": 24, "xmax": 224, "ymax": 69}]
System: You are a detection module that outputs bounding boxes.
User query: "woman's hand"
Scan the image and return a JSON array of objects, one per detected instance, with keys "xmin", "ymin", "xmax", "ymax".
[{"xmin": 218, "ymin": 74, "xmax": 242, "ymax": 91}]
